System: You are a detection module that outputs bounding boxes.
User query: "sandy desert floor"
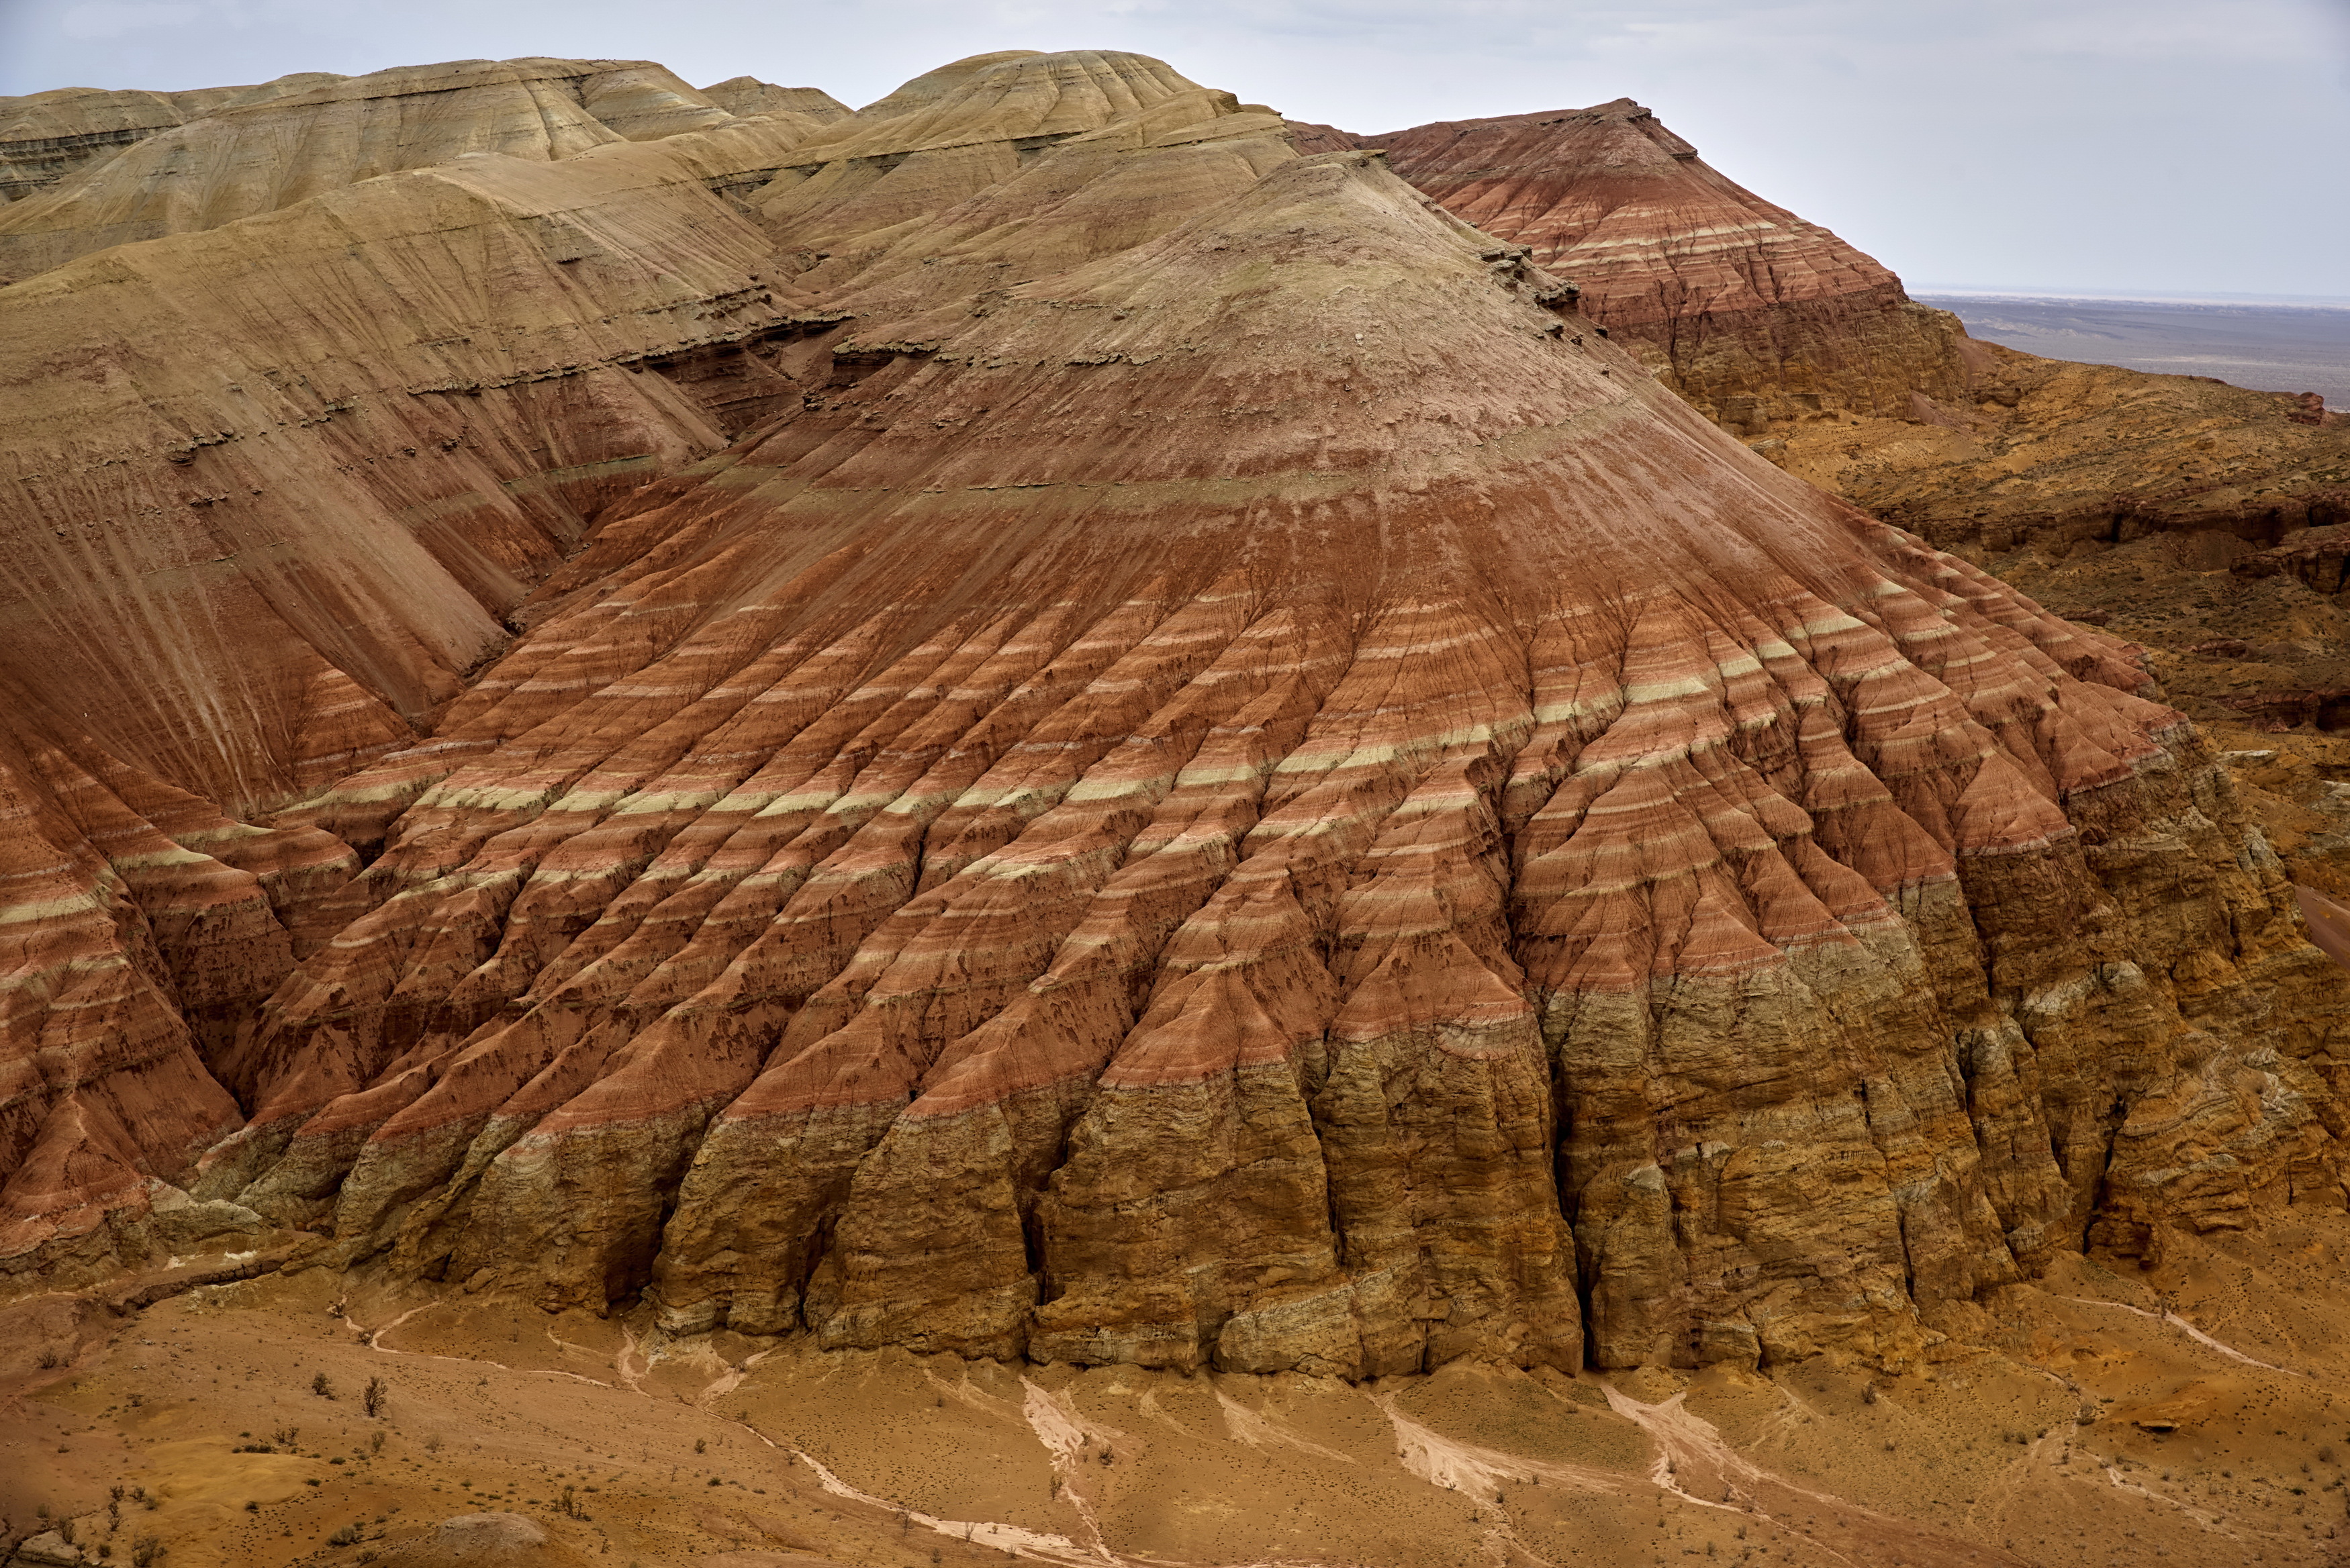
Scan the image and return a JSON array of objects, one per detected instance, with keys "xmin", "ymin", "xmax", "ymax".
[{"xmin": 9, "ymin": 1216, "xmax": 2350, "ymax": 1568}]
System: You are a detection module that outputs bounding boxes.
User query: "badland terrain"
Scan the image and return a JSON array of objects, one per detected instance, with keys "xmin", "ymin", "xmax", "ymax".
[{"xmin": 3, "ymin": 47, "xmax": 2350, "ymax": 1568}]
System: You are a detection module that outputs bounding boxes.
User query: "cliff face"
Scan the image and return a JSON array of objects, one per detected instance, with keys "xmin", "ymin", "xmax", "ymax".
[
  {"xmin": 1340, "ymin": 100, "xmax": 1973, "ymax": 430},
  {"xmin": 3, "ymin": 51, "xmax": 2346, "ymax": 1383}
]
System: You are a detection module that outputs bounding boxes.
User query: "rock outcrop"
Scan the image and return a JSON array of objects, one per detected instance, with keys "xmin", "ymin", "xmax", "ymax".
[
  {"xmin": 1306, "ymin": 100, "xmax": 1974, "ymax": 429},
  {"xmin": 1317, "ymin": 100, "xmax": 2350, "ymax": 726},
  {"xmin": 2, "ymin": 50, "xmax": 2345, "ymax": 1383}
]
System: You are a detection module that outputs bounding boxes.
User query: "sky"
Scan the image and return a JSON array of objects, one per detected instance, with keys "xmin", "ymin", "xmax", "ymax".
[{"xmin": 3, "ymin": 0, "xmax": 2346, "ymax": 298}]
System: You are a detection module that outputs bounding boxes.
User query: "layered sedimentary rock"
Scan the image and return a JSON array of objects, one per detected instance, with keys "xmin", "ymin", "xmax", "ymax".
[
  {"xmin": 0, "ymin": 123, "xmax": 837, "ymax": 814},
  {"xmin": 1307, "ymin": 100, "xmax": 1973, "ymax": 428},
  {"xmin": 3, "ymin": 50, "xmax": 2347, "ymax": 1383},
  {"xmin": 0, "ymin": 57, "xmax": 811, "ymax": 282},
  {"xmin": 0, "ymin": 73, "xmax": 341, "ymax": 203},
  {"xmin": 700, "ymin": 77, "xmax": 852, "ymax": 124},
  {"xmin": 0, "ymin": 91, "xmax": 833, "ymax": 1279}
]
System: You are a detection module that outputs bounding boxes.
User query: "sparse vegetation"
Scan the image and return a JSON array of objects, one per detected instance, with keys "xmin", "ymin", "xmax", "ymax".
[
  {"xmin": 130, "ymin": 1534, "xmax": 163, "ymax": 1568},
  {"xmin": 273, "ymin": 1426, "xmax": 299, "ymax": 1447},
  {"xmin": 362, "ymin": 1376, "xmax": 387, "ymax": 1418},
  {"xmin": 313, "ymin": 1372, "xmax": 336, "ymax": 1400},
  {"xmin": 328, "ymin": 1523, "xmax": 363, "ymax": 1547}
]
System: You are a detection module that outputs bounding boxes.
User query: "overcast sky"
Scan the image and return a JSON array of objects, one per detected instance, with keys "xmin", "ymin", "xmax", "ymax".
[{"xmin": 5, "ymin": 0, "xmax": 2345, "ymax": 298}]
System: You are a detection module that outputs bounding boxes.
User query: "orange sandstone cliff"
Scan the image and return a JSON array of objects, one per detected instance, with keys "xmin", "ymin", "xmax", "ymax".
[{"xmin": 0, "ymin": 52, "xmax": 2344, "ymax": 1391}]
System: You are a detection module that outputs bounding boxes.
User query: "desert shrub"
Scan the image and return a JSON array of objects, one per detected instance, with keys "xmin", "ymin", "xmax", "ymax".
[
  {"xmin": 327, "ymin": 1524, "xmax": 361, "ymax": 1547},
  {"xmin": 131, "ymin": 1535, "xmax": 163, "ymax": 1568},
  {"xmin": 313, "ymin": 1373, "xmax": 335, "ymax": 1400},
  {"xmin": 362, "ymin": 1377, "xmax": 387, "ymax": 1419}
]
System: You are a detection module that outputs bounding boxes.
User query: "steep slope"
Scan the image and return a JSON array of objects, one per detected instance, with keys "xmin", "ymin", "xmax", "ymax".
[
  {"xmin": 1, "ymin": 50, "xmax": 2345, "ymax": 1392},
  {"xmin": 1336, "ymin": 99, "xmax": 2350, "ymax": 754},
  {"xmin": 0, "ymin": 57, "xmax": 802, "ymax": 283},
  {"xmin": 171, "ymin": 76, "xmax": 2350, "ymax": 1377},
  {"xmin": 1343, "ymin": 99, "xmax": 1973, "ymax": 429},
  {"xmin": 0, "ymin": 72, "xmax": 341, "ymax": 203},
  {"xmin": 0, "ymin": 127, "xmax": 855, "ymax": 1287},
  {"xmin": 0, "ymin": 134, "xmax": 828, "ymax": 815}
]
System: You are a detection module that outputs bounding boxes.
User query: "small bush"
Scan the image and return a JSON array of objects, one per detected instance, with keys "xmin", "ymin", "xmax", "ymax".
[
  {"xmin": 37, "ymin": 1349, "xmax": 60, "ymax": 1369},
  {"xmin": 273, "ymin": 1427, "xmax": 299, "ymax": 1447},
  {"xmin": 328, "ymin": 1523, "xmax": 362, "ymax": 1547},
  {"xmin": 362, "ymin": 1377, "xmax": 387, "ymax": 1420},
  {"xmin": 131, "ymin": 1535, "xmax": 164, "ymax": 1568},
  {"xmin": 694, "ymin": 1439, "xmax": 706, "ymax": 1455},
  {"xmin": 244, "ymin": 1502, "xmax": 259, "ymax": 1514},
  {"xmin": 313, "ymin": 1373, "xmax": 336, "ymax": 1400}
]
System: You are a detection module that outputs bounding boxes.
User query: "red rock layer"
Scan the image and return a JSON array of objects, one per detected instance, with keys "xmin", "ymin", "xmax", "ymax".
[
  {"xmin": 1344, "ymin": 100, "xmax": 1972, "ymax": 430},
  {"xmin": 170, "ymin": 59, "xmax": 2350, "ymax": 1377},
  {"xmin": 3, "ymin": 52, "xmax": 2345, "ymax": 1379},
  {"xmin": 0, "ymin": 677, "xmax": 352, "ymax": 1284},
  {"xmin": 0, "ymin": 132, "xmax": 827, "ymax": 814}
]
